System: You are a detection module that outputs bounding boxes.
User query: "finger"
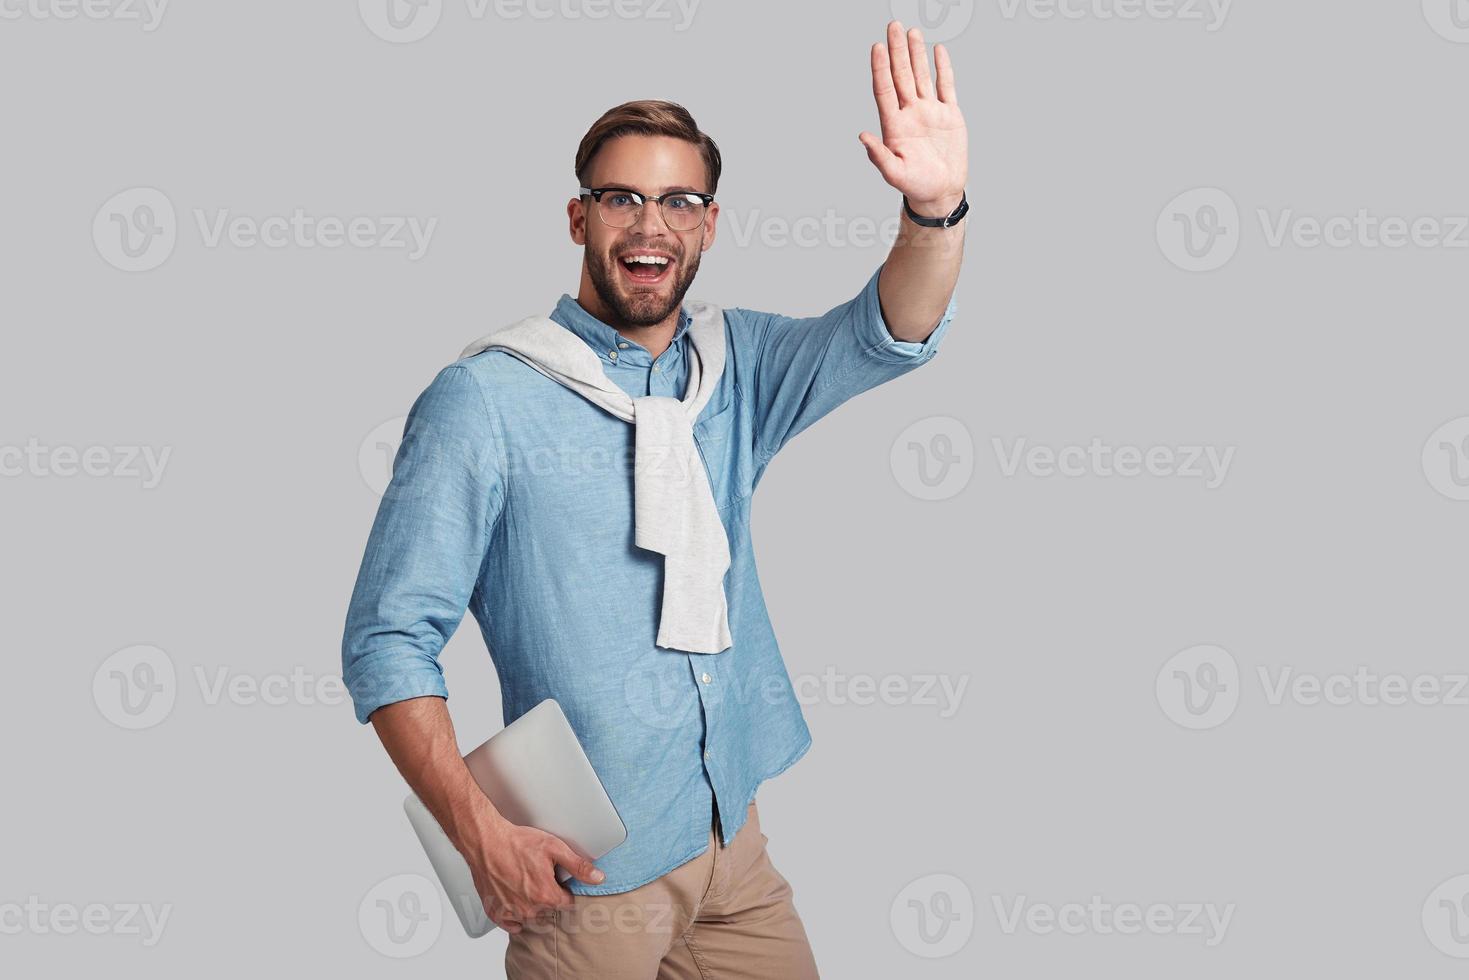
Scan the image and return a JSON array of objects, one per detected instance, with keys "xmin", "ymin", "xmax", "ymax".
[
  {"xmin": 552, "ymin": 844, "xmax": 605, "ymax": 886},
  {"xmin": 859, "ymin": 132, "xmax": 904, "ymax": 185},
  {"xmin": 907, "ymin": 27, "xmax": 933, "ymax": 100},
  {"xmin": 869, "ymin": 42, "xmax": 899, "ymax": 123},
  {"xmin": 934, "ymin": 42, "xmax": 958, "ymax": 104},
  {"xmin": 886, "ymin": 20, "xmax": 916, "ymax": 106}
]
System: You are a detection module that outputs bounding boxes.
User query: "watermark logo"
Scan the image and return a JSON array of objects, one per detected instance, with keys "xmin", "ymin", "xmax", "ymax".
[
  {"xmin": 1163, "ymin": 189, "xmax": 1469, "ymax": 271},
  {"xmin": 1160, "ymin": 649, "xmax": 1467, "ymax": 725},
  {"xmin": 889, "ymin": 0, "xmax": 976, "ymax": 42},
  {"xmin": 360, "ymin": 416, "xmax": 407, "ymax": 496},
  {"xmin": 1156, "ymin": 644, "xmax": 1239, "ymax": 730},
  {"xmin": 1423, "ymin": 874, "xmax": 1469, "ymax": 957},
  {"xmin": 94, "ymin": 188, "xmax": 436, "ymax": 270},
  {"xmin": 891, "ymin": 416, "xmax": 974, "ymax": 501},
  {"xmin": 359, "ymin": 874, "xmax": 442, "ymax": 957},
  {"xmin": 1423, "ymin": 417, "xmax": 1469, "ymax": 501},
  {"xmin": 623, "ymin": 651, "xmax": 705, "ymax": 732},
  {"xmin": 891, "ymin": 873, "xmax": 974, "ymax": 958},
  {"xmin": 1158, "ymin": 187, "xmax": 1240, "ymax": 272},
  {"xmin": 94, "ymin": 645, "xmax": 351, "ymax": 728},
  {"xmin": 359, "ymin": 0, "xmax": 443, "ymax": 42},
  {"xmin": 93, "ymin": 644, "xmax": 177, "ymax": 730},
  {"xmin": 94, "ymin": 187, "xmax": 177, "ymax": 273},
  {"xmin": 1423, "ymin": 0, "xmax": 1469, "ymax": 43}
]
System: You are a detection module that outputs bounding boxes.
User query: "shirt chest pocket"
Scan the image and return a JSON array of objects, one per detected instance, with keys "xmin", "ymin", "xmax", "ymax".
[{"xmin": 692, "ymin": 385, "xmax": 750, "ymax": 514}]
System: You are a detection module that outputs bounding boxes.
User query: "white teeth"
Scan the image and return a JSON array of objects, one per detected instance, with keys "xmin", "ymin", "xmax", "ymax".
[{"xmin": 624, "ymin": 255, "xmax": 670, "ymax": 265}]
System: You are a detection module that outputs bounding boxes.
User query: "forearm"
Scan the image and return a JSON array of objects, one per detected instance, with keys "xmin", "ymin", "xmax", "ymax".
[
  {"xmin": 878, "ymin": 193, "xmax": 966, "ymax": 343},
  {"xmin": 370, "ymin": 696, "xmax": 510, "ymax": 854}
]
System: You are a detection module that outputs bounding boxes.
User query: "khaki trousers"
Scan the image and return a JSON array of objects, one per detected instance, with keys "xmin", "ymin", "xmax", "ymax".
[{"xmin": 504, "ymin": 798, "xmax": 821, "ymax": 979}]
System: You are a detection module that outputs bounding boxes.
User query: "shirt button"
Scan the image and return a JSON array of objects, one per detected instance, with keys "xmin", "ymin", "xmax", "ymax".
[
  {"xmin": 704, "ymin": 748, "xmax": 711, "ymax": 760},
  {"xmin": 609, "ymin": 350, "xmax": 618, "ymax": 360},
  {"xmin": 701, "ymin": 672, "xmax": 712, "ymax": 684},
  {"xmin": 653, "ymin": 365, "xmax": 661, "ymax": 372},
  {"xmin": 618, "ymin": 342, "xmax": 629, "ymax": 349}
]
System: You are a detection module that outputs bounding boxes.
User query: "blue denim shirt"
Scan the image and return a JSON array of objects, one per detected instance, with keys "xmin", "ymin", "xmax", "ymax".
[{"xmin": 342, "ymin": 263, "xmax": 956, "ymax": 894}]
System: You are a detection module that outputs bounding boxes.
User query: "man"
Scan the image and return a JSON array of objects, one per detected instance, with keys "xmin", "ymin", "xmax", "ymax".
[{"xmin": 341, "ymin": 20, "xmax": 967, "ymax": 978}]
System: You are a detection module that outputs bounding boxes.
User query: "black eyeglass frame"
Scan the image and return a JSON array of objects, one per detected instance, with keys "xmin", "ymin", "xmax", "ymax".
[{"xmin": 577, "ymin": 186, "xmax": 716, "ymax": 228}]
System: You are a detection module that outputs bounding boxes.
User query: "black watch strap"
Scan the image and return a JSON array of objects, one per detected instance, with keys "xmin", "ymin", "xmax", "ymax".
[{"xmin": 903, "ymin": 191, "xmax": 969, "ymax": 228}]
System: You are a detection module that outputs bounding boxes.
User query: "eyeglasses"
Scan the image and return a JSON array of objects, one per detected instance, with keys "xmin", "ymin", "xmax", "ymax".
[{"xmin": 579, "ymin": 186, "xmax": 715, "ymax": 232}]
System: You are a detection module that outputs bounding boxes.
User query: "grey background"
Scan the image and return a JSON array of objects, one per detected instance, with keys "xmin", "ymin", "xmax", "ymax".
[{"xmin": 3, "ymin": 0, "xmax": 1467, "ymax": 976}]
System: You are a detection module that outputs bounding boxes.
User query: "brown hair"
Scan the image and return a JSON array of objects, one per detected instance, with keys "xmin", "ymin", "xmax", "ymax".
[{"xmin": 574, "ymin": 100, "xmax": 722, "ymax": 196}]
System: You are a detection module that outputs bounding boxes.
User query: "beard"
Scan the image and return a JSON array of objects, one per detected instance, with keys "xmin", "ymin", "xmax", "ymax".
[{"xmin": 585, "ymin": 237, "xmax": 702, "ymax": 328}]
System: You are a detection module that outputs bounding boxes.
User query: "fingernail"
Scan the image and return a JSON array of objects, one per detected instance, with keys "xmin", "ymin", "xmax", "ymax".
[{"xmin": 591, "ymin": 869, "xmax": 605, "ymax": 883}]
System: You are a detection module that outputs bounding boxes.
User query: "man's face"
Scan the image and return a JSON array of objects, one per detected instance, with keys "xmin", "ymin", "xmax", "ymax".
[{"xmin": 571, "ymin": 134, "xmax": 718, "ymax": 328}]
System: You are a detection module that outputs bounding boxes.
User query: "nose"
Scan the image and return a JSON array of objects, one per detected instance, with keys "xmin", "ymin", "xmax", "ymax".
[{"xmin": 631, "ymin": 197, "xmax": 670, "ymax": 236}]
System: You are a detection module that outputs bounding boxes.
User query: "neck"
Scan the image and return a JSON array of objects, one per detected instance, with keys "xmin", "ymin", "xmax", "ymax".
[{"xmin": 576, "ymin": 286, "xmax": 681, "ymax": 360}]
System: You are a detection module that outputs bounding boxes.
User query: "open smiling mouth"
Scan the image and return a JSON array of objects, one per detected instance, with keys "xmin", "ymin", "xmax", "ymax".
[{"xmin": 618, "ymin": 251, "xmax": 675, "ymax": 287}]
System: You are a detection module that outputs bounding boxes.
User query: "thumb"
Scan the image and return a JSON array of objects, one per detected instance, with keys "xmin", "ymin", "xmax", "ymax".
[
  {"xmin": 553, "ymin": 842, "xmax": 605, "ymax": 884},
  {"xmin": 859, "ymin": 132, "xmax": 902, "ymax": 184}
]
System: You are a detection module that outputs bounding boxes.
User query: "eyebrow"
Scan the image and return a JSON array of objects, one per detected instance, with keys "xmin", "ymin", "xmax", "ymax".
[{"xmin": 598, "ymin": 182, "xmax": 704, "ymax": 195}]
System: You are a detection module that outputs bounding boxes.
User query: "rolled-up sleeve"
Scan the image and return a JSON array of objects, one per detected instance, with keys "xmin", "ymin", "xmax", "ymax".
[
  {"xmin": 743, "ymin": 263, "xmax": 956, "ymax": 461},
  {"xmin": 341, "ymin": 363, "xmax": 505, "ymax": 725}
]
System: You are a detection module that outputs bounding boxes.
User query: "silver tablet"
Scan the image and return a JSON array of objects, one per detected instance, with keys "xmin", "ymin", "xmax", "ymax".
[{"xmin": 402, "ymin": 698, "xmax": 627, "ymax": 938}]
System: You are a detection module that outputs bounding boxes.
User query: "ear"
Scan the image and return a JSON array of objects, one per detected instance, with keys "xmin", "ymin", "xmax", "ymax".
[
  {"xmin": 700, "ymin": 201, "xmax": 719, "ymax": 252},
  {"xmin": 568, "ymin": 196, "xmax": 587, "ymax": 245}
]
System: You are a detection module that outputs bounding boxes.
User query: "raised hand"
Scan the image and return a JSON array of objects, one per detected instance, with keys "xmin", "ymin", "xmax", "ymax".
[{"xmin": 858, "ymin": 20, "xmax": 969, "ymax": 217}]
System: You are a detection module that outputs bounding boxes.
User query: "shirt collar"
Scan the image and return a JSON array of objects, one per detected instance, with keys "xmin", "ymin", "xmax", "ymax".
[{"xmin": 549, "ymin": 294, "xmax": 691, "ymax": 366}]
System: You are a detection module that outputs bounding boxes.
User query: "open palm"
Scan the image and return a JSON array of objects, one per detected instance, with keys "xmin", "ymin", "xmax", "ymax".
[{"xmin": 859, "ymin": 20, "xmax": 968, "ymax": 214}]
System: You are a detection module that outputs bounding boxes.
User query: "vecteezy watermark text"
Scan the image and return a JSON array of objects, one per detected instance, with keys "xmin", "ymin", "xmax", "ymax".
[
  {"xmin": 1257, "ymin": 666, "xmax": 1469, "ymax": 708},
  {"xmin": 993, "ymin": 437, "xmax": 1236, "ymax": 489},
  {"xmin": 192, "ymin": 209, "xmax": 436, "ymax": 259},
  {"xmin": 992, "ymin": 894, "xmax": 1235, "ymax": 946},
  {"xmin": 996, "ymin": 0, "xmax": 1233, "ymax": 30},
  {"xmin": 0, "ymin": 439, "xmax": 171, "ymax": 488},
  {"xmin": 888, "ymin": 874, "xmax": 1234, "ymax": 956},
  {"xmin": 357, "ymin": 0, "xmax": 701, "ymax": 43},
  {"xmin": 0, "ymin": 896, "xmax": 173, "ymax": 947},
  {"xmin": 0, "ymin": 0, "xmax": 169, "ymax": 30}
]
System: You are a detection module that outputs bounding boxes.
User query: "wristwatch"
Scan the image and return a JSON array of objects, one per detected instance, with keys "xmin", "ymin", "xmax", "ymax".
[{"xmin": 902, "ymin": 191, "xmax": 969, "ymax": 228}]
